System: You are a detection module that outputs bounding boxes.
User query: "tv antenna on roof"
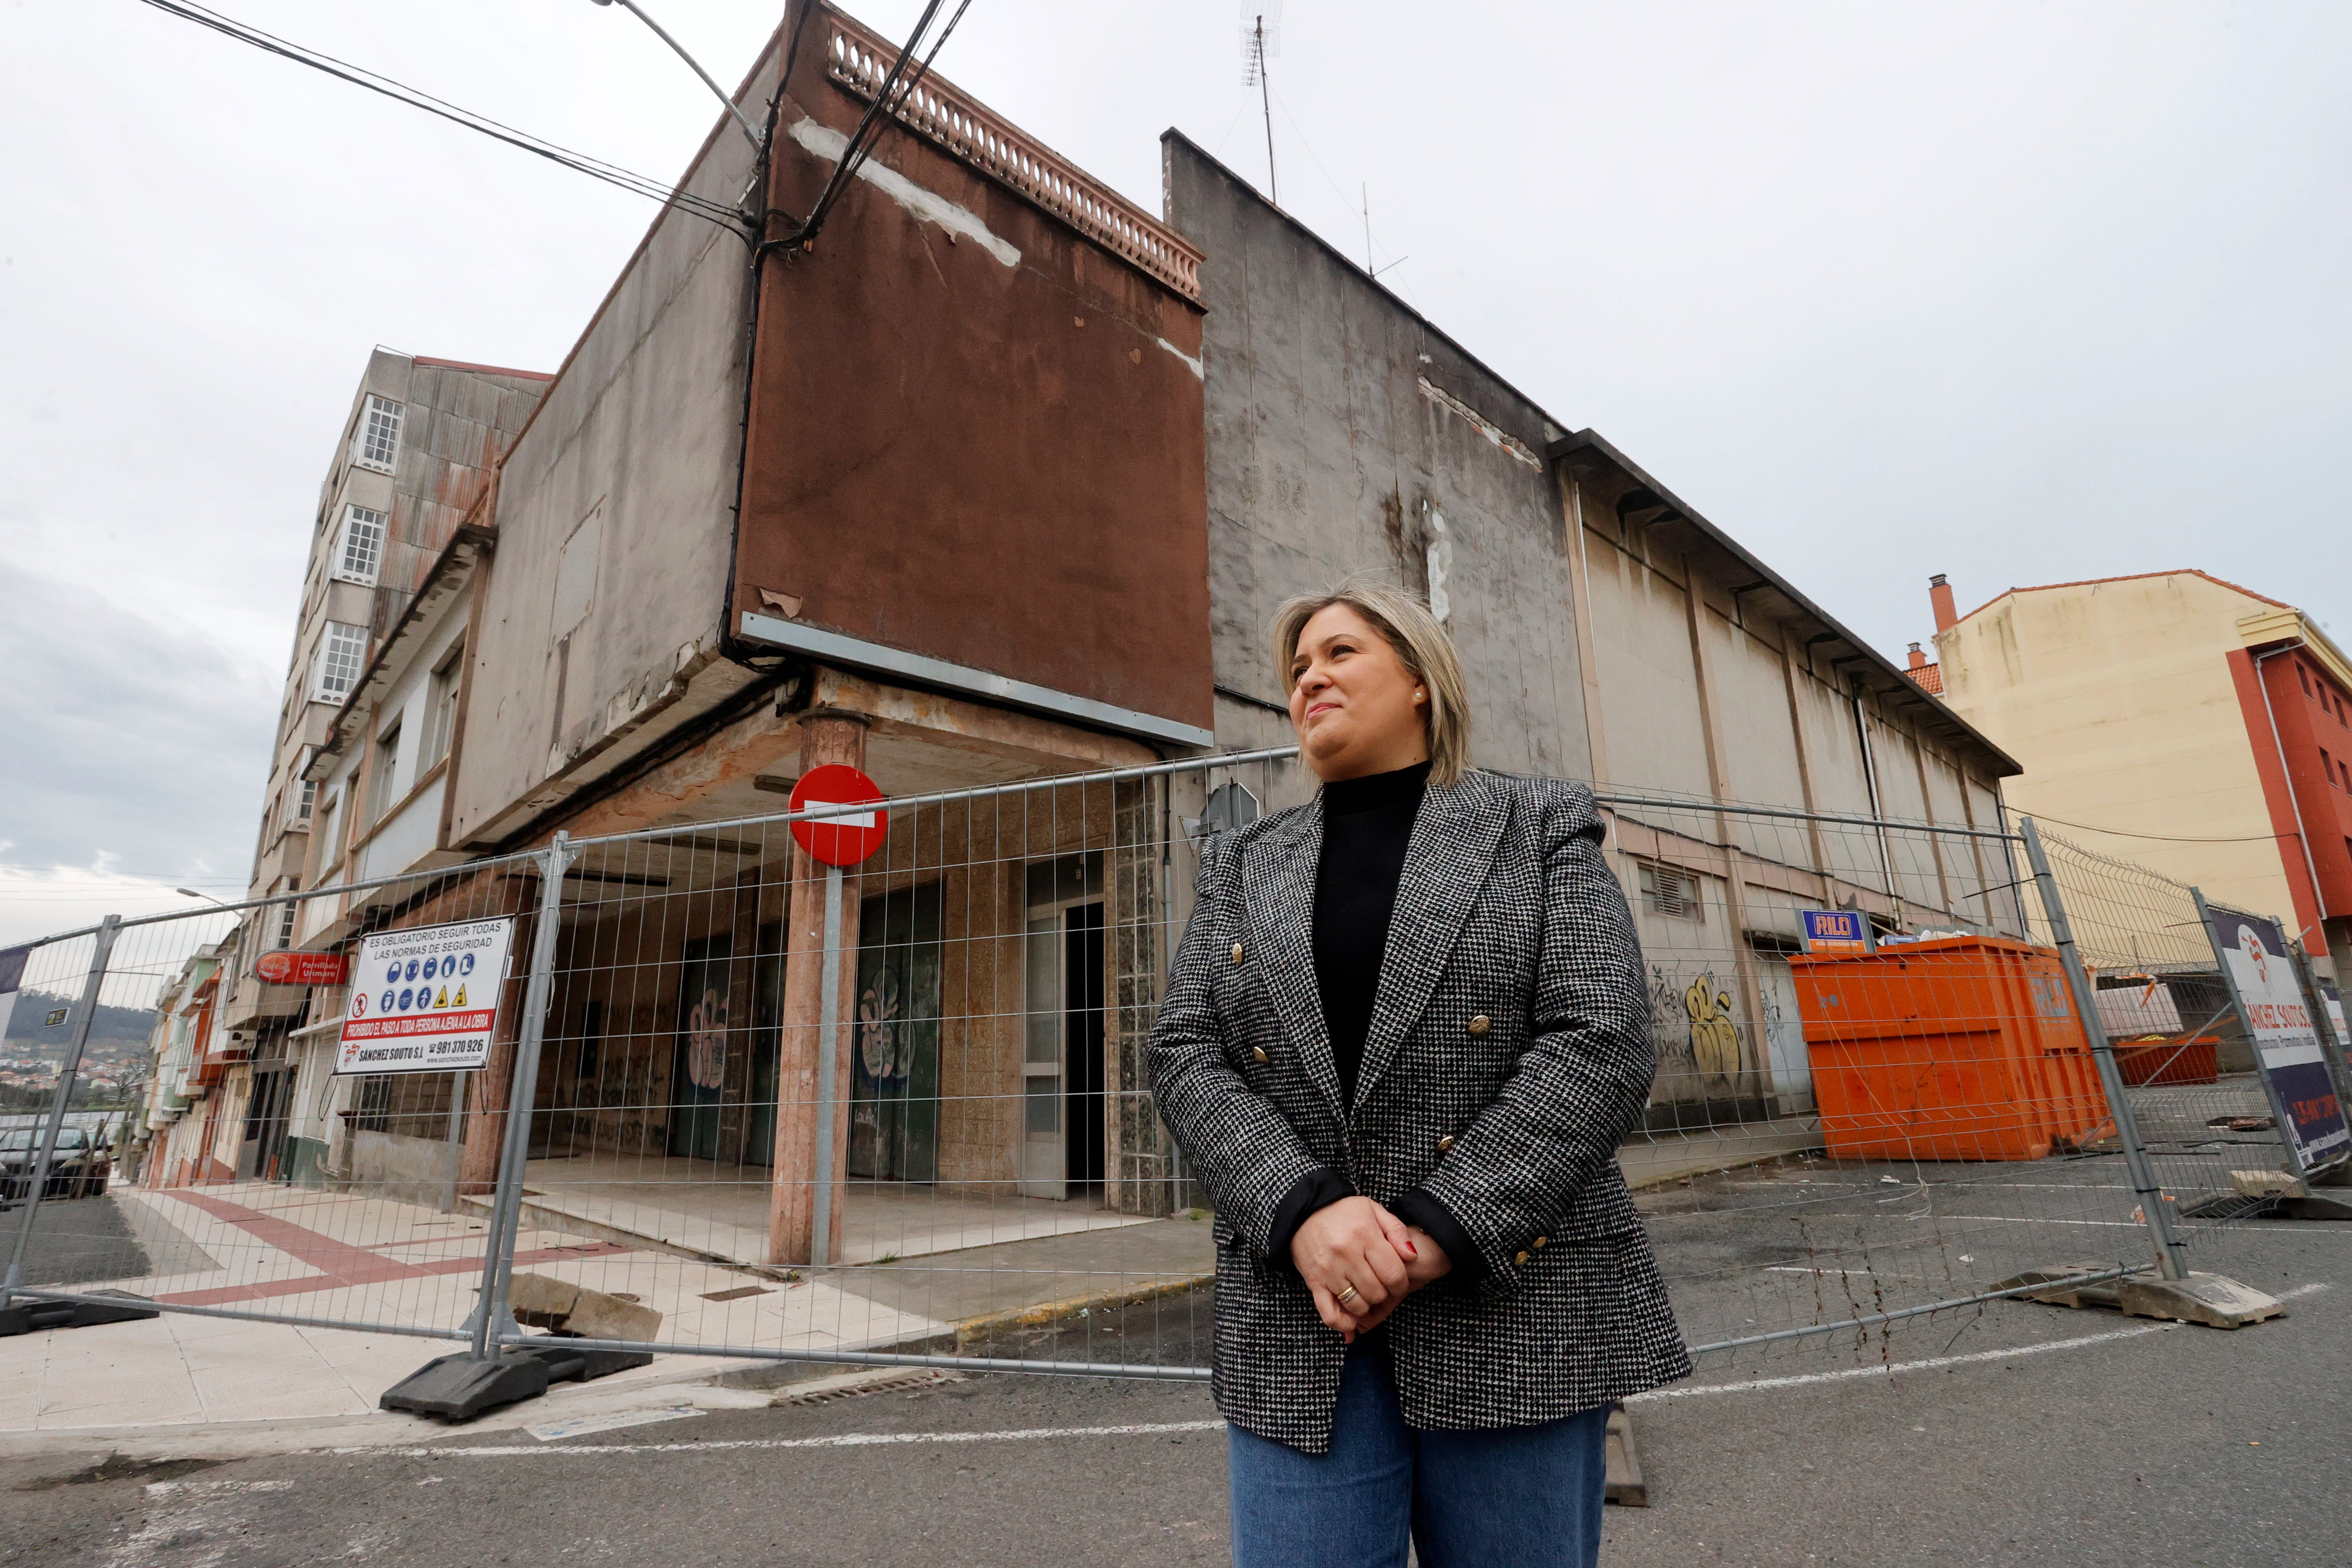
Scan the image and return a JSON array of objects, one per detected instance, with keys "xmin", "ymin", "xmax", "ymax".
[{"xmin": 1240, "ymin": 6, "xmax": 1282, "ymax": 205}]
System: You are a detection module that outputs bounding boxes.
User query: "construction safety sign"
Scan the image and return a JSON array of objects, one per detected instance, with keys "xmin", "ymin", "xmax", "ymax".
[{"xmin": 335, "ymin": 917, "xmax": 516, "ymax": 1075}]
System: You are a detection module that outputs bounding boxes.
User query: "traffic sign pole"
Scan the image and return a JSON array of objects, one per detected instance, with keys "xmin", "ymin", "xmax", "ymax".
[
  {"xmin": 811, "ymin": 863, "xmax": 846, "ymax": 1269},
  {"xmin": 785, "ymin": 763, "xmax": 886, "ymax": 1268}
]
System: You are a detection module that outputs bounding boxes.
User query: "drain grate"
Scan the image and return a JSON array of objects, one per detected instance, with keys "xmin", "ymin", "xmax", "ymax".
[{"xmin": 776, "ymin": 1370, "xmax": 965, "ymax": 1407}]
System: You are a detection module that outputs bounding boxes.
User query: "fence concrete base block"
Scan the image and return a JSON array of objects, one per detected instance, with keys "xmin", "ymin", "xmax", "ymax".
[
  {"xmin": 1604, "ymin": 1405, "xmax": 1647, "ymax": 1507},
  {"xmin": 381, "ymin": 1334, "xmax": 656, "ymax": 1423},
  {"xmin": 2116, "ymin": 1273, "xmax": 2284, "ymax": 1328},
  {"xmin": 1997, "ymin": 1263, "xmax": 2283, "ymax": 1327},
  {"xmin": 2230, "ymin": 1169, "xmax": 2302, "ymax": 1200},
  {"xmin": 2180, "ymin": 1192, "xmax": 2352, "ymax": 1221},
  {"xmin": 0, "ymin": 1291, "xmax": 160, "ymax": 1337},
  {"xmin": 380, "ymin": 1351, "xmax": 552, "ymax": 1422},
  {"xmin": 512, "ymin": 1335, "xmax": 656, "ymax": 1385},
  {"xmin": 1994, "ymin": 1261, "xmax": 2133, "ymax": 1311}
]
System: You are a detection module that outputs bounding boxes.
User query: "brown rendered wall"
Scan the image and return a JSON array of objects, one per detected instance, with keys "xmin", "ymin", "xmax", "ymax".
[{"xmin": 735, "ymin": 39, "xmax": 1213, "ymax": 735}]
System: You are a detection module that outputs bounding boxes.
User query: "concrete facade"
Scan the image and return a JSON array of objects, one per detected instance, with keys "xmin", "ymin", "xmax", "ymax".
[{"xmin": 1163, "ymin": 135, "xmax": 1585, "ymax": 782}]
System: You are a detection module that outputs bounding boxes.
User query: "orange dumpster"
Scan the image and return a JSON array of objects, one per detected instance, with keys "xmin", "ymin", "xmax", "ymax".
[{"xmin": 1789, "ymin": 936, "xmax": 2114, "ymax": 1162}]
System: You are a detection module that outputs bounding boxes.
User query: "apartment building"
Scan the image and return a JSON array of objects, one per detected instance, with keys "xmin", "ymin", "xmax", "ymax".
[
  {"xmin": 149, "ymin": 351, "xmax": 548, "ymax": 1188},
  {"xmin": 1922, "ymin": 568, "xmax": 2352, "ymax": 982}
]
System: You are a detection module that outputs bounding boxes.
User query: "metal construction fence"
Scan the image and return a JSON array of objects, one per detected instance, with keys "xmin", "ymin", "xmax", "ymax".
[{"xmin": 4, "ymin": 749, "xmax": 2343, "ymax": 1413}]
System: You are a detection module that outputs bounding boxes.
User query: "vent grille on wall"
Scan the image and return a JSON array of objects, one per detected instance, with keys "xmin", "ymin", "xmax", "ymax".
[{"xmin": 1639, "ymin": 862, "xmax": 1704, "ymax": 922}]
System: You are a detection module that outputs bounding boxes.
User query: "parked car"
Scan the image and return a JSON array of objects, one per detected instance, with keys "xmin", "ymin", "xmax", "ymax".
[{"xmin": 0, "ymin": 1126, "xmax": 110, "ymax": 1201}]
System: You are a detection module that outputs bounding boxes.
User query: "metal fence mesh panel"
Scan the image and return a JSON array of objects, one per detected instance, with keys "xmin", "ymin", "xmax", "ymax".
[
  {"xmin": 1597, "ymin": 795, "xmax": 2172, "ymax": 1373},
  {"xmin": 2030, "ymin": 827, "xmax": 2319, "ymax": 1271},
  {"xmin": 5, "ymin": 850, "xmax": 551, "ymax": 1346},
  {"xmin": 16, "ymin": 757, "xmax": 2314, "ymax": 1399},
  {"xmin": 474, "ymin": 754, "xmax": 1295, "ymax": 1378}
]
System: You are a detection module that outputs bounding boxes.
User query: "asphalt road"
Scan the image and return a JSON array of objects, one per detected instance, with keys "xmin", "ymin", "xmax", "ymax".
[
  {"xmin": 4, "ymin": 1225, "xmax": 2345, "ymax": 1568},
  {"xmin": 0, "ymin": 1195, "xmax": 154, "ymax": 1289}
]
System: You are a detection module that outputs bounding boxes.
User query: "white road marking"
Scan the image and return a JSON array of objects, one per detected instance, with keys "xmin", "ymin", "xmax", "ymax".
[
  {"xmin": 1940, "ymin": 1215, "xmax": 2146, "ymax": 1226},
  {"xmin": 1643, "ymin": 1281, "xmax": 2332, "ymax": 1402},
  {"xmin": 143, "ymin": 1479, "xmax": 294, "ymax": 1496},
  {"xmin": 338, "ymin": 1419, "xmax": 1228, "ymax": 1458},
  {"xmin": 1632, "ymin": 1325, "xmax": 2171, "ymax": 1401}
]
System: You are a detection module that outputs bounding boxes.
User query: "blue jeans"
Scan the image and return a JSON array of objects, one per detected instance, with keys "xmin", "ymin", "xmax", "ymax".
[{"xmin": 1227, "ymin": 1339, "xmax": 1608, "ymax": 1568}]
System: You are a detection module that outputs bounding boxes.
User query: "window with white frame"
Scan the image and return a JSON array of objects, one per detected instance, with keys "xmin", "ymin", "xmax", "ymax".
[
  {"xmin": 334, "ymin": 505, "xmax": 387, "ymax": 585},
  {"xmin": 422, "ymin": 639, "xmax": 464, "ymax": 769},
  {"xmin": 311, "ymin": 622, "xmax": 367, "ymax": 703},
  {"xmin": 275, "ymin": 887, "xmax": 299, "ymax": 949},
  {"xmin": 282, "ymin": 751, "xmax": 318, "ymax": 829},
  {"xmin": 368, "ymin": 722, "xmax": 403, "ymax": 822},
  {"xmin": 356, "ymin": 395, "xmax": 403, "ymax": 471}
]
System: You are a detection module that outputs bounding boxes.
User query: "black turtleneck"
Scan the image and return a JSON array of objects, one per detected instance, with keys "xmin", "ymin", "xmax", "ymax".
[
  {"xmin": 1314, "ymin": 759, "xmax": 1430, "ymax": 1106},
  {"xmin": 1262, "ymin": 759, "xmax": 1484, "ymax": 1285}
]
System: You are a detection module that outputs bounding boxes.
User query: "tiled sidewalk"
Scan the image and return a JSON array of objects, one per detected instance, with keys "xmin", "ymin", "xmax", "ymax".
[{"xmin": 1, "ymin": 1182, "xmax": 950, "ymax": 1441}]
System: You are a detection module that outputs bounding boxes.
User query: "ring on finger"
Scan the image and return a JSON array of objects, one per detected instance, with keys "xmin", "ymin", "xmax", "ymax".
[{"xmin": 1334, "ymin": 1283, "xmax": 1359, "ymax": 1305}]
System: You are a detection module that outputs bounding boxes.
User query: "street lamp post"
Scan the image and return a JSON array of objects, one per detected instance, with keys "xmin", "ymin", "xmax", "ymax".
[{"xmin": 590, "ymin": 0, "xmax": 766, "ymax": 153}]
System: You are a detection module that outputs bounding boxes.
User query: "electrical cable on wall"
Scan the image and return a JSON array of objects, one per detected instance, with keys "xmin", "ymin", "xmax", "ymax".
[
  {"xmin": 763, "ymin": 0, "xmax": 975, "ymax": 255},
  {"xmin": 129, "ymin": 0, "xmax": 747, "ymax": 231}
]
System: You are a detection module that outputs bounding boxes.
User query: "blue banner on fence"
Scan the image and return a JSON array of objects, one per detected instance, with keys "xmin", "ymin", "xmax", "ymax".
[{"xmin": 2205, "ymin": 907, "xmax": 2350, "ymax": 1172}]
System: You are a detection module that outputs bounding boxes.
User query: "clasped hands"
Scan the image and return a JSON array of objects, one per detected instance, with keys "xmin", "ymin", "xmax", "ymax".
[{"xmin": 1289, "ymin": 1195, "xmax": 1453, "ymax": 1342}]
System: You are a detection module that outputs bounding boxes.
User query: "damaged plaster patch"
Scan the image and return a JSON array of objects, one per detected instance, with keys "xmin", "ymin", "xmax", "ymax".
[
  {"xmin": 788, "ymin": 118, "xmax": 1019, "ymax": 268},
  {"xmin": 1156, "ymin": 338, "xmax": 1204, "ymax": 379},
  {"xmin": 1424, "ymin": 509, "xmax": 1452, "ymax": 624},
  {"xmin": 1416, "ymin": 376, "xmax": 1542, "ymax": 470}
]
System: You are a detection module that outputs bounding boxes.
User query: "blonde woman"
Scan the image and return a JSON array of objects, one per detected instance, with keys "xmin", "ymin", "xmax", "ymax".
[{"xmin": 1149, "ymin": 579, "xmax": 1688, "ymax": 1568}]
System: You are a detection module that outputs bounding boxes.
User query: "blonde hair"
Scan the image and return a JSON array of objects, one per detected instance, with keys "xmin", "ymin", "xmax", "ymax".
[{"xmin": 1271, "ymin": 576, "xmax": 1473, "ymax": 788}]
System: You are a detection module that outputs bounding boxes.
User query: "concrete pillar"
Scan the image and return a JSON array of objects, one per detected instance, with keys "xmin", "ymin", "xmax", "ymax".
[
  {"xmin": 769, "ymin": 711, "xmax": 871, "ymax": 1266},
  {"xmin": 1681, "ymin": 556, "xmax": 1773, "ymax": 1109},
  {"xmin": 1105, "ymin": 776, "xmax": 1171, "ymax": 1216},
  {"xmin": 458, "ymin": 868, "xmax": 541, "ymax": 1196},
  {"xmin": 2326, "ymin": 916, "xmax": 2352, "ymax": 1032}
]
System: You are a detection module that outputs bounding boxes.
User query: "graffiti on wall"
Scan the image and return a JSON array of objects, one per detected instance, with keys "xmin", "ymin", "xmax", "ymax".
[
  {"xmin": 1647, "ymin": 963, "xmax": 1752, "ymax": 1098},
  {"xmin": 1684, "ymin": 973, "xmax": 1741, "ymax": 1085}
]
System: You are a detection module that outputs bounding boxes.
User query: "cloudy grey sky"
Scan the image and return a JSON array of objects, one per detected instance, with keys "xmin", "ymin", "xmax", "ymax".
[{"xmin": 2, "ymin": 0, "xmax": 2346, "ymax": 942}]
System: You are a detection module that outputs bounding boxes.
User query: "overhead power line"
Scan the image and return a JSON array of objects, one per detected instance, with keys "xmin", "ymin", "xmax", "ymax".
[
  {"xmin": 129, "ymin": 0, "xmax": 748, "ymax": 231},
  {"xmin": 766, "ymin": 0, "xmax": 974, "ymax": 254},
  {"xmin": 2020, "ymin": 812, "xmax": 2314, "ymax": 846}
]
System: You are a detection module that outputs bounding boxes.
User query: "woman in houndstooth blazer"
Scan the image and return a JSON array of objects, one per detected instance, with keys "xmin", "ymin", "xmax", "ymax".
[{"xmin": 1149, "ymin": 579, "xmax": 1689, "ymax": 1568}]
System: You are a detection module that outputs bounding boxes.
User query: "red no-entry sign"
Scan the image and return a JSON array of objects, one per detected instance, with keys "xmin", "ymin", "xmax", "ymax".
[{"xmin": 789, "ymin": 764, "xmax": 889, "ymax": 867}]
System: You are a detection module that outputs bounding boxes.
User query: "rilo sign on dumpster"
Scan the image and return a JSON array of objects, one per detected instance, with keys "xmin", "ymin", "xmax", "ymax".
[
  {"xmin": 2206, "ymin": 907, "xmax": 2349, "ymax": 1173},
  {"xmin": 335, "ymin": 918, "xmax": 516, "ymax": 1075}
]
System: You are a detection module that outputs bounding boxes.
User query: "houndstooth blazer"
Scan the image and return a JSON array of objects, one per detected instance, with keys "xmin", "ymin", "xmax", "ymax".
[{"xmin": 1148, "ymin": 768, "xmax": 1691, "ymax": 1454}]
